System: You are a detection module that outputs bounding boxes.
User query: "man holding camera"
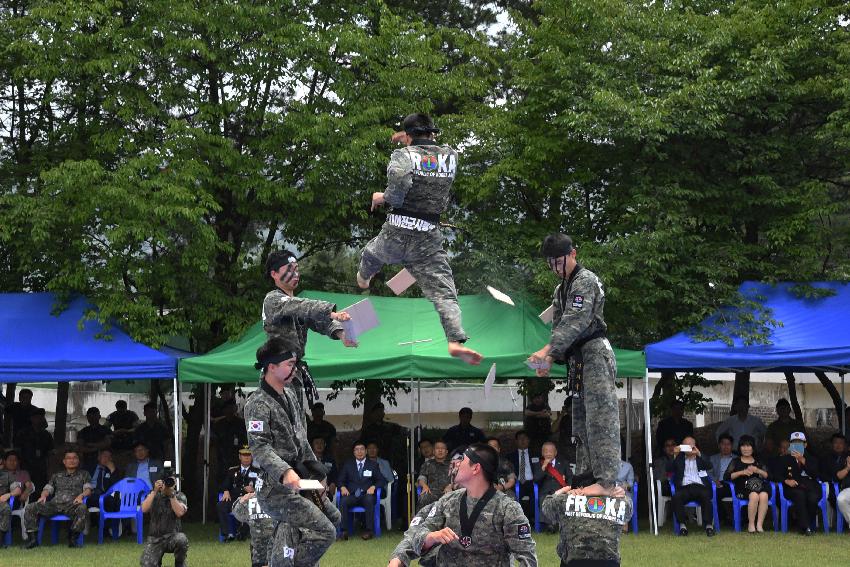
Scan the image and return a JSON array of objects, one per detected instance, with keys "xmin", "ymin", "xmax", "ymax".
[{"xmin": 140, "ymin": 477, "xmax": 188, "ymax": 567}]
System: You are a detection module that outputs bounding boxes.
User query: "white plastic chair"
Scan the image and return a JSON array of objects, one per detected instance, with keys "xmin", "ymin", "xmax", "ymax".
[
  {"xmin": 379, "ymin": 471, "xmax": 396, "ymax": 531},
  {"xmin": 655, "ymin": 479, "xmax": 672, "ymax": 527}
]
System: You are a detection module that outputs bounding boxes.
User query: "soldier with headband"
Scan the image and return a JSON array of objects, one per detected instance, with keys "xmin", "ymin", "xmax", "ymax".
[
  {"xmin": 528, "ymin": 234, "xmax": 620, "ymax": 500},
  {"xmin": 388, "ymin": 443, "xmax": 537, "ymax": 567},
  {"xmin": 357, "ymin": 113, "xmax": 482, "ymax": 366}
]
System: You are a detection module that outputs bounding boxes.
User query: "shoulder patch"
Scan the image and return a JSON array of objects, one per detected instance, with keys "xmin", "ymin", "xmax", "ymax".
[
  {"xmin": 518, "ymin": 523, "xmax": 531, "ymax": 539},
  {"xmin": 248, "ymin": 420, "xmax": 264, "ymax": 432},
  {"xmin": 571, "ymin": 295, "xmax": 584, "ymax": 309},
  {"xmin": 427, "ymin": 506, "xmax": 438, "ymax": 518},
  {"xmin": 410, "ymin": 517, "xmax": 422, "ymax": 527}
]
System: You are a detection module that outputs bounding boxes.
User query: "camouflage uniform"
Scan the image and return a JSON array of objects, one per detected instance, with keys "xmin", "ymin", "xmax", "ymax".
[
  {"xmin": 244, "ymin": 380, "xmax": 337, "ymax": 567},
  {"xmin": 358, "ymin": 141, "xmax": 467, "ymax": 343},
  {"xmin": 270, "ymin": 494, "xmax": 341, "ymax": 567},
  {"xmin": 408, "ymin": 488, "xmax": 537, "ymax": 567},
  {"xmin": 24, "ymin": 469, "xmax": 92, "ymax": 535},
  {"xmin": 417, "ymin": 459, "xmax": 452, "ymax": 509},
  {"xmin": 549, "ymin": 264, "xmax": 618, "ymax": 490},
  {"xmin": 262, "ymin": 290, "xmax": 344, "ymax": 416},
  {"xmin": 389, "ymin": 501, "xmax": 441, "ymax": 567},
  {"xmin": 0, "ymin": 471, "xmax": 23, "ymax": 533},
  {"xmin": 495, "ymin": 459, "xmax": 517, "ymax": 500},
  {"xmin": 541, "ymin": 492, "xmax": 632, "ymax": 566},
  {"xmin": 232, "ymin": 495, "xmax": 275, "ymax": 567},
  {"xmin": 140, "ymin": 491, "xmax": 189, "ymax": 567}
]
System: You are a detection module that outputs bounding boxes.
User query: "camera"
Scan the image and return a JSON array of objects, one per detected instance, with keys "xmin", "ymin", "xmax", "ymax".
[{"xmin": 163, "ymin": 460, "xmax": 178, "ymax": 489}]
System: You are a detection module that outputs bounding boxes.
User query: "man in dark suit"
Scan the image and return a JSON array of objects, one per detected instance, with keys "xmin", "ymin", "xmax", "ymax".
[
  {"xmin": 667, "ymin": 436, "xmax": 716, "ymax": 537},
  {"xmin": 125, "ymin": 441, "xmax": 165, "ymax": 490},
  {"xmin": 533, "ymin": 441, "xmax": 572, "ymax": 531},
  {"xmin": 337, "ymin": 441, "xmax": 386, "ymax": 540},
  {"xmin": 508, "ymin": 430, "xmax": 539, "ymax": 522},
  {"xmin": 217, "ymin": 445, "xmax": 261, "ymax": 542}
]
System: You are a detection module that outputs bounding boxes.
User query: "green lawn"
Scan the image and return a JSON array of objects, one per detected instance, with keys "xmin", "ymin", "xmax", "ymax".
[{"xmin": 2, "ymin": 522, "xmax": 848, "ymax": 566}]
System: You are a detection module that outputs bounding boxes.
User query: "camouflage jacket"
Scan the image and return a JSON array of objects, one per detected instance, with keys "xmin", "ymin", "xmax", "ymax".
[
  {"xmin": 261, "ymin": 289, "xmax": 343, "ymax": 357},
  {"xmin": 43, "ymin": 469, "xmax": 92, "ymax": 503},
  {"xmin": 148, "ymin": 491, "xmax": 188, "ymax": 538},
  {"xmin": 418, "ymin": 459, "xmax": 452, "ymax": 492},
  {"xmin": 549, "ymin": 264, "xmax": 607, "ymax": 363},
  {"xmin": 383, "ymin": 141, "xmax": 457, "ymax": 217}
]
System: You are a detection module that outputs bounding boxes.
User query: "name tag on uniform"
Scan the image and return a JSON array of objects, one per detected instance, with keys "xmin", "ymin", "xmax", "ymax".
[
  {"xmin": 698, "ymin": 470, "xmax": 708, "ymax": 478},
  {"xmin": 149, "ymin": 466, "xmax": 158, "ymax": 472},
  {"xmin": 363, "ymin": 470, "xmax": 373, "ymax": 477},
  {"xmin": 233, "ymin": 436, "xmax": 239, "ymax": 446},
  {"xmin": 248, "ymin": 472, "xmax": 258, "ymax": 478},
  {"xmin": 36, "ymin": 450, "xmax": 42, "ymax": 458},
  {"xmin": 531, "ymin": 457, "xmax": 540, "ymax": 464}
]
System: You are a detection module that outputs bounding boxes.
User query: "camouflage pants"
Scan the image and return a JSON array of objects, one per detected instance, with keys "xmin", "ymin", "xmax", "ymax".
[
  {"xmin": 140, "ymin": 532, "xmax": 188, "ymax": 567},
  {"xmin": 0, "ymin": 502, "xmax": 9, "ymax": 532},
  {"xmin": 250, "ymin": 515, "xmax": 275, "ymax": 567},
  {"xmin": 259, "ymin": 491, "xmax": 336, "ymax": 567},
  {"xmin": 571, "ymin": 338, "xmax": 619, "ymax": 488},
  {"xmin": 359, "ymin": 225, "xmax": 467, "ymax": 343},
  {"xmin": 24, "ymin": 500, "xmax": 87, "ymax": 534}
]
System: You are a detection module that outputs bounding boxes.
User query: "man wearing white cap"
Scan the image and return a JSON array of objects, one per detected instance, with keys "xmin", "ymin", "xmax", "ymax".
[{"xmin": 772, "ymin": 432, "xmax": 821, "ymax": 535}]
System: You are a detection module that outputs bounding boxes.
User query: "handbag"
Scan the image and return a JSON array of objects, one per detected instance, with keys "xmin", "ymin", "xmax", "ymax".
[{"xmin": 744, "ymin": 476, "xmax": 764, "ymax": 493}]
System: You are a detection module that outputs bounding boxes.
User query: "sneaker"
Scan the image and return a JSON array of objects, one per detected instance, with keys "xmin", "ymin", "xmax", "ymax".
[
  {"xmin": 223, "ymin": 534, "xmax": 236, "ymax": 543},
  {"xmin": 678, "ymin": 526, "xmax": 688, "ymax": 536},
  {"xmin": 705, "ymin": 526, "xmax": 716, "ymax": 537}
]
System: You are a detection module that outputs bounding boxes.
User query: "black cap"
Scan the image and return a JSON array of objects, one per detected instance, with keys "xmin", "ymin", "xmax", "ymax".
[
  {"xmin": 541, "ymin": 233, "xmax": 574, "ymax": 258},
  {"xmin": 402, "ymin": 113, "xmax": 441, "ymax": 136}
]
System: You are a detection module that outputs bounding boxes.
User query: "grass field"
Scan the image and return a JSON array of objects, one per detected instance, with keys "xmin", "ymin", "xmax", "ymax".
[{"xmin": 1, "ymin": 522, "xmax": 848, "ymax": 567}]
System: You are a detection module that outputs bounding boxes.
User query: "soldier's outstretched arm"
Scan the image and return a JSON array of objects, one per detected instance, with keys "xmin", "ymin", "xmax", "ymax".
[
  {"xmin": 501, "ymin": 499, "xmax": 538, "ymax": 566},
  {"xmin": 541, "ymin": 493, "xmax": 563, "ymax": 526},
  {"xmin": 245, "ymin": 400, "xmax": 293, "ymax": 484},
  {"xmin": 383, "ymin": 149, "xmax": 414, "ymax": 208},
  {"xmin": 549, "ymin": 274, "xmax": 598, "ymax": 361},
  {"xmin": 263, "ymin": 294, "xmax": 340, "ymax": 332}
]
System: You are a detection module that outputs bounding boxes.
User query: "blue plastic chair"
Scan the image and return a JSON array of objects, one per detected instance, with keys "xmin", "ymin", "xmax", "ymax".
[
  {"xmin": 669, "ymin": 480, "xmax": 720, "ymax": 534},
  {"xmin": 515, "ymin": 481, "xmax": 540, "ymax": 532},
  {"xmin": 630, "ymin": 483, "xmax": 638, "ymax": 534},
  {"xmin": 834, "ymin": 482, "xmax": 845, "ymax": 534},
  {"xmin": 217, "ymin": 492, "xmax": 240, "ymax": 542},
  {"xmin": 777, "ymin": 480, "xmax": 829, "ymax": 533},
  {"xmin": 337, "ymin": 488, "xmax": 382, "ymax": 537},
  {"xmin": 4, "ymin": 496, "xmax": 15, "ymax": 546},
  {"xmin": 37, "ymin": 512, "xmax": 85, "ymax": 547},
  {"xmin": 98, "ymin": 477, "xmax": 151, "ymax": 544},
  {"xmin": 726, "ymin": 481, "xmax": 778, "ymax": 532}
]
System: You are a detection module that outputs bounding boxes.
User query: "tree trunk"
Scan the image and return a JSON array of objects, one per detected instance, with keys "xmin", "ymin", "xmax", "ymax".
[
  {"xmin": 361, "ymin": 379, "xmax": 382, "ymax": 431},
  {"xmin": 783, "ymin": 372, "xmax": 804, "ymax": 422},
  {"xmin": 54, "ymin": 382, "xmax": 70, "ymax": 445},
  {"xmin": 814, "ymin": 371, "xmax": 847, "ymax": 420},
  {"xmin": 3, "ymin": 383, "xmax": 16, "ymax": 445},
  {"xmin": 181, "ymin": 384, "xmax": 206, "ymax": 520},
  {"xmin": 650, "ymin": 371, "xmax": 675, "ymax": 417},
  {"xmin": 731, "ymin": 372, "xmax": 750, "ymax": 414}
]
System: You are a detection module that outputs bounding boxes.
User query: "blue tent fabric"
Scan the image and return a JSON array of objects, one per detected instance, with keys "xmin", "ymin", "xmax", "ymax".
[
  {"xmin": 646, "ymin": 281, "xmax": 850, "ymax": 372},
  {"xmin": 0, "ymin": 293, "xmax": 177, "ymax": 382}
]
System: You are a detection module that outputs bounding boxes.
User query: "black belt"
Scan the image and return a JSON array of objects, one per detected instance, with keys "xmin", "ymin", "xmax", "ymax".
[
  {"xmin": 563, "ymin": 330, "xmax": 607, "ymax": 360},
  {"xmin": 390, "ymin": 208, "xmax": 441, "ymax": 225}
]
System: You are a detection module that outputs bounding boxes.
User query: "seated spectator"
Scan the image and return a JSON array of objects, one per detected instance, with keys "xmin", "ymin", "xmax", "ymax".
[
  {"xmin": 134, "ymin": 402, "xmax": 170, "ymax": 461},
  {"xmin": 4, "ymin": 389, "xmax": 42, "ymax": 439},
  {"xmin": 764, "ymin": 398, "xmax": 805, "ymax": 457},
  {"xmin": 14, "ymin": 408, "xmax": 53, "ymax": 493},
  {"xmin": 655, "ymin": 399, "xmax": 694, "ymax": 455},
  {"xmin": 417, "ymin": 440, "xmax": 451, "ymax": 509},
  {"xmin": 88, "ymin": 448, "xmax": 122, "ymax": 512},
  {"xmin": 366, "ymin": 441, "xmax": 394, "ymax": 488},
  {"xmin": 715, "ymin": 396, "xmax": 767, "ymax": 449},
  {"xmin": 77, "ymin": 406, "xmax": 113, "ymax": 472},
  {"xmin": 416, "ymin": 438, "xmax": 434, "ymax": 475},
  {"xmin": 107, "ymin": 400, "xmax": 139, "ymax": 451},
  {"xmin": 311, "ymin": 437, "xmax": 338, "ymax": 497},
  {"xmin": 486, "ymin": 437, "xmax": 516, "ymax": 498},
  {"xmin": 0, "ymin": 456, "xmax": 24, "ymax": 544},
  {"xmin": 668, "ymin": 436, "xmax": 716, "ymax": 537},
  {"xmin": 126, "ymin": 441, "xmax": 165, "ymax": 490},
  {"xmin": 767, "ymin": 438, "xmax": 791, "ymax": 480},
  {"xmin": 654, "ymin": 437, "xmax": 677, "ymax": 497},
  {"xmin": 833, "ymin": 440, "xmax": 850, "ymax": 527},
  {"xmin": 218, "ymin": 445, "xmax": 260, "ymax": 542},
  {"xmin": 140, "ymin": 478, "xmax": 188, "ymax": 567},
  {"xmin": 534, "ymin": 441, "xmax": 572, "ymax": 532},
  {"xmin": 710, "ymin": 433, "xmax": 736, "ymax": 506},
  {"xmin": 307, "ymin": 402, "xmax": 337, "ymax": 447},
  {"xmin": 442, "ymin": 407, "xmax": 486, "ymax": 452},
  {"xmin": 824, "ymin": 433, "xmax": 849, "ymax": 524},
  {"xmin": 2, "ymin": 451, "xmax": 34, "ymax": 505},
  {"xmin": 24, "ymin": 449, "xmax": 92, "ymax": 549},
  {"xmin": 509, "ymin": 430, "xmax": 538, "ymax": 522},
  {"xmin": 212, "ymin": 399, "xmax": 247, "ymax": 481},
  {"xmin": 617, "ymin": 459, "xmax": 635, "ymax": 492},
  {"xmin": 723, "ymin": 435, "xmax": 770, "ymax": 532},
  {"xmin": 771, "ymin": 431, "xmax": 820, "ymax": 535},
  {"xmin": 524, "ymin": 392, "xmax": 553, "ymax": 453},
  {"xmin": 337, "ymin": 441, "xmax": 386, "ymax": 540}
]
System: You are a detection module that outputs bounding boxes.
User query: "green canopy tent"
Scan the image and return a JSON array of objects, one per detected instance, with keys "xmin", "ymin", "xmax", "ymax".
[{"xmin": 179, "ymin": 290, "xmax": 646, "ymax": 522}]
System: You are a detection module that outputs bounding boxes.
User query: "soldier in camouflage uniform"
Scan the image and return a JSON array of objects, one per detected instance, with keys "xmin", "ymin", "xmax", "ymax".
[
  {"xmin": 417, "ymin": 441, "xmax": 452, "ymax": 509},
  {"xmin": 542, "ymin": 487, "xmax": 632, "ymax": 567},
  {"xmin": 529, "ymin": 234, "xmax": 619, "ymax": 498},
  {"xmin": 24, "ymin": 449, "xmax": 92, "ymax": 548},
  {"xmin": 486, "ymin": 438, "xmax": 517, "ymax": 499},
  {"xmin": 262, "ymin": 249, "xmax": 357, "ymax": 417},
  {"xmin": 357, "ymin": 113, "xmax": 482, "ymax": 365},
  {"xmin": 140, "ymin": 479, "xmax": 189, "ymax": 567},
  {"xmin": 232, "ymin": 492, "xmax": 275, "ymax": 567},
  {"xmin": 0, "ymin": 467, "xmax": 24, "ymax": 546},
  {"xmin": 245, "ymin": 337, "xmax": 337, "ymax": 567},
  {"xmin": 388, "ymin": 443, "xmax": 537, "ymax": 567}
]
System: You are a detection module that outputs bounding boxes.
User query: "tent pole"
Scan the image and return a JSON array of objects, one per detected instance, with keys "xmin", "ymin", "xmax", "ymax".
[
  {"xmin": 172, "ymin": 377, "xmax": 181, "ymax": 489},
  {"xmin": 842, "ymin": 373, "xmax": 846, "ymax": 436},
  {"xmin": 625, "ymin": 377, "xmax": 632, "ymax": 460},
  {"xmin": 203, "ymin": 383, "xmax": 211, "ymax": 524},
  {"xmin": 644, "ymin": 368, "xmax": 657, "ymax": 535},
  {"xmin": 408, "ymin": 377, "xmax": 415, "ymax": 525}
]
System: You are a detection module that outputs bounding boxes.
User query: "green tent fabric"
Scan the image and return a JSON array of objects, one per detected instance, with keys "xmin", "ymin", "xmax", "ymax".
[{"xmin": 178, "ymin": 291, "xmax": 645, "ymax": 383}]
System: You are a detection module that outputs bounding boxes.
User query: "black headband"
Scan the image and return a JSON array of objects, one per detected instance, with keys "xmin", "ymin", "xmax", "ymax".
[
  {"xmin": 268, "ymin": 254, "xmax": 297, "ymax": 273},
  {"xmin": 405, "ymin": 126, "xmax": 441, "ymax": 135},
  {"xmin": 463, "ymin": 447, "xmax": 495, "ymax": 475},
  {"xmin": 254, "ymin": 351, "xmax": 297, "ymax": 370}
]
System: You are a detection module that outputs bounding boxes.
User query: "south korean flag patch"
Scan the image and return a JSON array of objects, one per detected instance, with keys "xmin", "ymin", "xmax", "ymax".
[
  {"xmin": 248, "ymin": 420, "xmax": 264, "ymax": 433},
  {"xmin": 518, "ymin": 523, "xmax": 531, "ymax": 539},
  {"xmin": 571, "ymin": 295, "xmax": 584, "ymax": 309},
  {"xmin": 410, "ymin": 517, "xmax": 422, "ymax": 527}
]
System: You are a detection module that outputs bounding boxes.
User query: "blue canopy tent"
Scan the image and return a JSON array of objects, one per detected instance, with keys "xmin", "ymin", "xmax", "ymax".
[
  {"xmin": 644, "ymin": 281, "xmax": 850, "ymax": 533},
  {"xmin": 0, "ymin": 293, "xmax": 183, "ymax": 480}
]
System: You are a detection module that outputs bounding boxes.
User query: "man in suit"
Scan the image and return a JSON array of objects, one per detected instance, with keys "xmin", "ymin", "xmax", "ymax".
[
  {"xmin": 87, "ymin": 448, "xmax": 122, "ymax": 512},
  {"xmin": 533, "ymin": 441, "xmax": 572, "ymax": 531},
  {"xmin": 217, "ymin": 445, "xmax": 261, "ymax": 542},
  {"xmin": 667, "ymin": 436, "xmax": 716, "ymax": 537},
  {"xmin": 337, "ymin": 441, "xmax": 386, "ymax": 540},
  {"xmin": 508, "ymin": 430, "xmax": 539, "ymax": 522},
  {"xmin": 125, "ymin": 441, "xmax": 165, "ymax": 490}
]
